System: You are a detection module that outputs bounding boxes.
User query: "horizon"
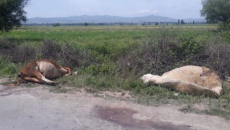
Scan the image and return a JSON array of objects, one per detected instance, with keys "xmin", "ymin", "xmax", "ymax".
[
  {"xmin": 27, "ymin": 14, "xmax": 206, "ymax": 24},
  {"xmin": 25, "ymin": 0, "xmax": 204, "ymax": 19},
  {"xmin": 29, "ymin": 14, "xmax": 205, "ymax": 20}
]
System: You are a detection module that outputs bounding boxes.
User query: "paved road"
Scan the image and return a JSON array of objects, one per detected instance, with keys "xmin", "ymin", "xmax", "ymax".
[{"xmin": 0, "ymin": 84, "xmax": 229, "ymax": 130}]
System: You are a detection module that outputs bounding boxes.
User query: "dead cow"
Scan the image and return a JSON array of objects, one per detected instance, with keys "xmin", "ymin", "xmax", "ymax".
[
  {"xmin": 16, "ymin": 59, "xmax": 71, "ymax": 85},
  {"xmin": 141, "ymin": 65, "xmax": 223, "ymax": 96}
]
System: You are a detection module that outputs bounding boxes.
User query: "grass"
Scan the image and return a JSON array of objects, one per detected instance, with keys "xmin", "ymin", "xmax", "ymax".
[
  {"xmin": 178, "ymin": 104, "xmax": 230, "ymax": 120},
  {"xmin": 49, "ymin": 86, "xmax": 69, "ymax": 93},
  {"xmin": 1, "ymin": 24, "xmax": 230, "ymax": 119},
  {"xmin": 204, "ymin": 108, "xmax": 230, "ymax": 120}
]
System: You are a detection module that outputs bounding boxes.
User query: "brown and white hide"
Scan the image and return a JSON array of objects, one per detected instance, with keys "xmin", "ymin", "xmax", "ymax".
[{"xmin": 16, "ymin": 59, "xmax": 71, "ymax": 85}]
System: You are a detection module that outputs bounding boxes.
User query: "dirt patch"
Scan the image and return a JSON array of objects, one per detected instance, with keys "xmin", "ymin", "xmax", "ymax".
[
  {"xmin": 0, "ymin": 85, "xmax": 30, "ymax": 97},
  {"xmin": 94, "ymin": 106, "xmax": 191, "ymax": 130},
  {"xmin": 1, "ymin": 78, "xmax": 230, "ymax": 130}
]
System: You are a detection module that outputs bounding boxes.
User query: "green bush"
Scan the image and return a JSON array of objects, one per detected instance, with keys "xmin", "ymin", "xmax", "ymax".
[
  {"xmin": 1, "ymin": 26, "xmax": 230, "ymax": 102},
  {"xmin": 221, "ymin": 30, "xmax": 230, "ymax": 42},
  {"xmin": 177, "ymin": 32, "xmax": 204, "ymax": 57},
  {"xmin": 0, "ymin": 57, "xmax": 17, "ymax": 77},
  {"xmin": 218, "ymin": 22, "xmax": 230, "ymax": 31},
  {"xmin": 85, "ymin": 62, "xmax": 118, "ymax": 75}
]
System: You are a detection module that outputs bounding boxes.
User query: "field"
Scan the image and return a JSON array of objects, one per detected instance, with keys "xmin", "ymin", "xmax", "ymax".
[{"xmin": 1, "ymin": 24, "xmax": 230, "ymax": 118}]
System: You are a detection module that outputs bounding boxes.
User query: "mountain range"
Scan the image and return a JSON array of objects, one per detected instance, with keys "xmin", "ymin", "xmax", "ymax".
[{"xmin": 27, "ymin": 15, "xmax": 206, "ymax": 24}]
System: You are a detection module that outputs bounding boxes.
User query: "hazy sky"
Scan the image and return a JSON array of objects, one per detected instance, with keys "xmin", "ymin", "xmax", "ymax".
[{"xmin": 25, "ymin": 0, "xmax": 203, "ymax": 19}]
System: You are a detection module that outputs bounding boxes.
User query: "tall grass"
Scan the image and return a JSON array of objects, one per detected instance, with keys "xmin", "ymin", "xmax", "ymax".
[{"xmin": 1, "ymin": 25, "xmax": 230, "ymax": 100}]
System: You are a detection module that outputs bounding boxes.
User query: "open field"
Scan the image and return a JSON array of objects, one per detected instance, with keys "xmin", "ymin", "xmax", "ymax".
[
  {"xmin": 0, "ymin": 24, "xmax": 218, "ymax": 42},
  {"xmin": 1, "ymin": 24, "xmax": 230, "ymax": 119}
]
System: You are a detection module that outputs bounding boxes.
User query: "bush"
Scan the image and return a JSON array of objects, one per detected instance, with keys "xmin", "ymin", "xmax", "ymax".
[
  {"xmin": 2, "ymin": 28, "xmax": 230, "ymax": 89},
  {"xmin": 218, "ymin": 22, "xmax": 230, "ymax": 31},
  {"xmin": 0, "ymin": 56, "xmax": 17, "ymax": 77},
  {"xmin": 177, "ymin": 32, "xmax": 204, "ymax": 57},
  {"xmin": 221, "ymin": 30, "xmax": 230, "ymax": 41},
  {"xmin": 118, "ymin": 29, "xmax": 230, "ymax": 80},
  {"xmin": 0, "ymin": 39, "xmax": 81, "ymax": 68},
  {"xmin": 118, "ymin": 29, "xmax": 181, "ymax": 77}
]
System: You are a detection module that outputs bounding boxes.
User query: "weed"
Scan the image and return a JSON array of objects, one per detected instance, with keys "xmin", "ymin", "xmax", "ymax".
[
  {"xmin": 203, "ymin": 109, "xmax": 230, "ymax": 120},
  {"xmin": 49, "ymin": 86, "xmax": 69, "ymax": 93},
  {"xmin": 1, "ymin": 25, "xmax": 230, "ymax": 110},
  {"xmin": 179, "ymin": 104, "xmax": 198, "ymax": 113},
  {"xmin": 0, "ymin": 56, "xmax": 18, "ymax": 77},
  {"xmin": 25, "ymin": 83, "xmax": 38, "ymax": 88}
]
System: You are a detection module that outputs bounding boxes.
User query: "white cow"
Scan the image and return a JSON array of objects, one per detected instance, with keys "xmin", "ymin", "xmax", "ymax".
[{"xmin": 141, "ymin": 65, "xmax": 223, "ymax": 96}]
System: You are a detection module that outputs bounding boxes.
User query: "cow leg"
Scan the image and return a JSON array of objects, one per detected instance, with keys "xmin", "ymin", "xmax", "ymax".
[
  {"xmin": 33, "ymin": 71, "xmax": 54, "ymax": 84},
  {"xmin": 40, "ymin": 75, "xmax": 54, "ymax": 84},
  {"xmin": 23, "ymin": 71, "xmax": 54, "ymax": 84},
  {"xmin": 22, "ymin": 76, "xmax": 43, "ymax": 84}
]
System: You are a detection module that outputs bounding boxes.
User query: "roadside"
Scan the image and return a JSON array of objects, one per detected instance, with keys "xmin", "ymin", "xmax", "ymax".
[{"xmin": 0, "ymin": 79, "xmax": 230, "ymax": 130}]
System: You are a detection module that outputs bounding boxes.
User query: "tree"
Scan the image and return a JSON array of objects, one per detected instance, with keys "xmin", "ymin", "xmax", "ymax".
[
  {"xmin": 181, "ymin": 19, "xmax": 185, "ymax": 24},
  {"xmin": 201, "ymin": 0, "xmax": 230, "ymax": 24},
  {"xmin": 0, "ymin": 0, "xmax": 29, "ymax": 32},
  {"xmin": 53, "ymin": 23, "xmax": 60, "ymax": 27},
  {"xmin": 84, "ymin": 22, "xmax": 88, "ymax": 26}
]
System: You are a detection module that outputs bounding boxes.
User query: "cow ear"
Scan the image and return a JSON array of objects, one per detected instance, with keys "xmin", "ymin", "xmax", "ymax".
[
  {"xmin": 201, "ymin": 66, "xmax": 213, "ymax": 76},
  {"xmin": 202, "ymin": 66, "xmax": 210, "ymax": 72}
]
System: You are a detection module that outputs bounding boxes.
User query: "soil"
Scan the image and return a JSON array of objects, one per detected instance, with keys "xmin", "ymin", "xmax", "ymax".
[{"xmin": 0, "ymin": 79, "xmax": 229, "ymax": 130}]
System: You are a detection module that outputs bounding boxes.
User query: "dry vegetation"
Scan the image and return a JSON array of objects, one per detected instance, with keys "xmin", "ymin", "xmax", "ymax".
[{"xmin": 0, "ymin": 25, "xmax": 230, "ymax": 118}]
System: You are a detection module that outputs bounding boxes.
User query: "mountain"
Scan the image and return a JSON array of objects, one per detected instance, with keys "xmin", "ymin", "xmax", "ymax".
[{"xmin": 27, "ymin": 15, "xmax": 205, "ymax": 24}]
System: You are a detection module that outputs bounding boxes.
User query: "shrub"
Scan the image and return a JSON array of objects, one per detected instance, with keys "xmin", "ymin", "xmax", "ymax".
[
  {"xmin": 38, "ymin": 40, "xmax": 80, "ymax": 68},
  {"xmin": 0, "ymin": 38, "xmax": 17, "ymax": 50},
  {"xmin": 0, "ymin": 56, "xmax": 17, "ymax": 77},
  {"xmin": 177, "ymin": 32, "xmax": 204, "ymax": 57},
  {"xmin": 218, "ymin": 22, "xmax": 230, "ymax": 31},
  {"xmin": 118, "ymin": 29, "xmax": 230, "ymax": 80},
  {"xmin": 221, "ymin": 30, "xmax": 230, "ymax": 41},
  {"xmin": 118, "ymin": 29, "xmax": 180, "ymax": 77},
  {"xmin": 0, "ymin": 39, "xmax": 81, "ymax": 68}
]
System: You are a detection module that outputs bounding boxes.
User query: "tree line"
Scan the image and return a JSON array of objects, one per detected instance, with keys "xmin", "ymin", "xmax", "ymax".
[{"xmin": 0, "ymin": 0, "xmax": 230, "ymax": 32}]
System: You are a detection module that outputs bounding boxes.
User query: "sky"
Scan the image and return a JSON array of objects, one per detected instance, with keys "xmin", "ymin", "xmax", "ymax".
[{"xmin": 25, "ymin": 0, "xmax": 203, "ymax": 19}]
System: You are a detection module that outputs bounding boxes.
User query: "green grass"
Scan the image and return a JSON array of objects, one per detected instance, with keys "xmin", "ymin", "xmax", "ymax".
[
  {"xmin": 49, "ymin": 86, "xmax": 69, "ymax": 93},
  {"xmin": 0, "ymin": 56, "xmax": 18, "ymax": 77},
  {"xmin": 204, "ymin": 108, "xmax": 230, "ymax": 120},
  {"xmin": 1, "ymin": 25, "xmax": 230, "ymax": 118}
]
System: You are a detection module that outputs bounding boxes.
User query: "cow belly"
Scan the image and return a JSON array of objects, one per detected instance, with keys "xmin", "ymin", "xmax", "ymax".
[
  {"xmin": 162, "ymin": 66, "xmax": 202, "ymax": 83},
  {"xmin": 37, "ymin": 62, "xmax": 62, "ymax": 79},
  {"xmin": 162, "ymin": 66, "xmax": 221, "ymax": 89},
  {"xmin": 43, "ymin": 68, "xmax": 61, "ymax": 79}
]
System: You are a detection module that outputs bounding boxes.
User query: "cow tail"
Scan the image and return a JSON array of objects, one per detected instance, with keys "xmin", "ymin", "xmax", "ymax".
[{"xmin": 15, "ymin": 73, "xmax": 21, "ymax": 86}]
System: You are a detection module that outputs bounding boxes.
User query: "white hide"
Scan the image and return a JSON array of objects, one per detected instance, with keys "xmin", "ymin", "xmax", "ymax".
[
  {"xmin": 37, "ymin": 61, "xmax": 68, "ymax": 79},
  {"xmin": 141, "ymin": 66, "xmax": 223, "ymax": 96}
]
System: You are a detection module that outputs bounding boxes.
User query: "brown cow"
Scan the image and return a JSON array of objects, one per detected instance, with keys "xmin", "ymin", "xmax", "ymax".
[
  {"xmin": 16, "ymin": 59, "xmax": 71, "ymax": 85},
  {"xmin": 141, "ymin": 65, "xmax": 223, "ymax": 96}
]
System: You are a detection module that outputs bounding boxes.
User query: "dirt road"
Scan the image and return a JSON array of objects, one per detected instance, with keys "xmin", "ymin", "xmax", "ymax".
[{"xmin": 0, "ymin": 83, "xmax": 229, "ymax": 130}]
